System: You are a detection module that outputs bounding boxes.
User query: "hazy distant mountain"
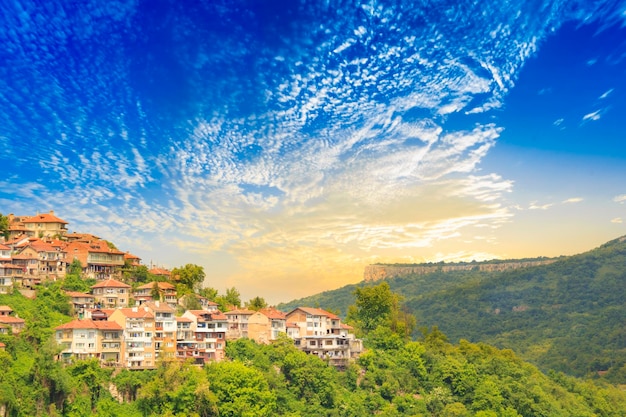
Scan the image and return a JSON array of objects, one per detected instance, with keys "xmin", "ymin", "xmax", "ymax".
[{"xmin": 279, "ymin": 236, "xmax": 626, "ymax": 382}]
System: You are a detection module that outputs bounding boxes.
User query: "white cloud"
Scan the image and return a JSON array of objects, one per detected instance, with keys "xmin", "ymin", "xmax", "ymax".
[
  {"xmin": 611, "ymin": 217, "xmax": 623, "ymax": 224},
  {"xmin": 599, "ymin": 88, "xmax": 614, "ymax": 99},
  {"xmin": 562, "ymin": 197, "xmax": 583, "ymax": 204},
  {"xmin": 614, "ymin": 194, "xmax": 626, "ymax": 203},
  {"xmin": 528, "ymin": 201, "xmax": 554, "ymax": 210},
  {"xmin": 582, "ymin": 110, "xmax": 601, "ymax": 121}
]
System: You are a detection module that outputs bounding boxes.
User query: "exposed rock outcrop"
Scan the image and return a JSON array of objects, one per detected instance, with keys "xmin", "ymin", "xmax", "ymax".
[{"xmin": 364, "ymin": 259, "xmax": 558, "ymax": 281}]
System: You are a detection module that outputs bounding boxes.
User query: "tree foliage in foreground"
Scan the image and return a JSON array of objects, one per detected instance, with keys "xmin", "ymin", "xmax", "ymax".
[{"xmin": 1, "ymin": 281, "xmax": 626, "ymax": 416}]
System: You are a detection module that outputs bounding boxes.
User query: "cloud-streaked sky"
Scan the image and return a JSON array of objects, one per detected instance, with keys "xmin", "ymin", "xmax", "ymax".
[{"xmin": 1, "ymin": 1, "xmax": 625, "ymax": 303}]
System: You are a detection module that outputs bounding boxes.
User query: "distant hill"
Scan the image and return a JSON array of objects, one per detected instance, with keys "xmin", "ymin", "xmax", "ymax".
[{"xmin": 278, "ymin": 236, "xmax": 626, "ymax": 382}]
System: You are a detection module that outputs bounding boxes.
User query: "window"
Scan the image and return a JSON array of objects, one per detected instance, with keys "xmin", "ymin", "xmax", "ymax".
[{"xmin": 76, "ymin": 343, "xmax": 85, "ymax": 348}]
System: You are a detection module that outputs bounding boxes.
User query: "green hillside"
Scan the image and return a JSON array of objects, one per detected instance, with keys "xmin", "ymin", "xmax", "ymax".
[{"xmin": 278, "ymin": 236, "xmax": 626, "ymax": 382}]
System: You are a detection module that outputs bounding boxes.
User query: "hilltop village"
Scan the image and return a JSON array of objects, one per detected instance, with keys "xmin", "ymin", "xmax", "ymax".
[{"xmin": 0, "ymin": 211, "xmax": 362, "ymax": 369}]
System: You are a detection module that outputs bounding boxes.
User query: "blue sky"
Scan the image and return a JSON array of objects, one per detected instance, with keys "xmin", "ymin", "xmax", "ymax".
[{"xmin": 1, "ymin": 0, "xmax": 625, "ymax": 303}]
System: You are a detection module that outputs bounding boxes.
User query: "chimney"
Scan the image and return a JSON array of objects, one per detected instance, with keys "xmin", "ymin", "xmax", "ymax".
[{"xmin": 155, "ymin": 301, "xmax": 160, "ymax": 307}]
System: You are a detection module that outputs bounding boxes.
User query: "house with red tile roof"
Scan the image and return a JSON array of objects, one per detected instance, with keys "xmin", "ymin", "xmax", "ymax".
[
  {"xmin": 65, "ymin": 291, "xmax": 96, "ymax": 313},
  {"xmin": 259, "ymin": 307, "xmax": 288, "ymax": 341},
  {"xmin": 0, "ymin": 315, "xmax": 26, "ymax": 334},
  {"xmin": 134, "ymin": 281, "xmax": 177, "ymax": 308},
  {"xmin": 148, "ymin": 267, "xmax": 171, "ymax": 279},
  {"xmin": 224, "ymin": 308, "xmax": 257, "ymax": 340},
  {"xmin": 65, "ymin": 240, "xmax": 125, "ymax": 280},
  {"xmin": 123, "ymin": 252, "xmax": 142, "ymax": 267},
  {"xmin": 286, "ymin": 307, "xmax": 363, "ymax": 368},
  {"xmin": 55, "ymin": 319, "xmax": 123, "ymax": 364},
  {"xmin": 91, "ymin": 278, "xmax": 132, "ymax": 308},
  {"xmin": 12, "ymin": 237, "xmax": 67, "ymax": 285},
  {"xmin": 9, "ymin": 211, "xmax": 69, "ymax": 239}
]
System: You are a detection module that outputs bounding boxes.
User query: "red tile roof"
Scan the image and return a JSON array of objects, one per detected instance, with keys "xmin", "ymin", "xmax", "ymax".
[
  {"xmin": 0, "ymin": 244, "xmax": 10, "ymax": 250},
  {"xmin": 91, "ymin": 278, "xmax": 131, "ymax": 289},
  {"xmin": 259, "ymin": 308, "xmax": 287, "ymax": 320},
  {"xmin": 65, "ymin": 291, "xmax": 95, "ymax": 299},
  {"xmin": 0, "ymin": 316, "xmax": 25, "ymax": 324},
  {"xmin": 22, "ymin": 212, "xmax": 68, "ymax": 224},
  {"xmin": 289, "ymin": 307, "xmax": 340, "ymax": 320},
  {"xmin": 55, "ymin": 319, "xmax": 122, "ymax": 330},
  {"xmin": 225, "ymin": 308, "xmax": 257, "ymax": 315},
  {"xmin": 114, "ymin": 308, "xmax": 154, "ymax": 319},
  {"xmin": 136, "ymin": 281, "xmax": 176, "ymax": 290}
]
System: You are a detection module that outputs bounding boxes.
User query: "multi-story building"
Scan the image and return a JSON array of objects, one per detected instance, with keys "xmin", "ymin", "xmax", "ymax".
[
  {"xmin": 54, "ymin": 319, "xmax": 123, "ymax": 365},
  {"xmin": 0, "ymin": 261, "xmax": 22, "ymax": 294},
  {"xmin": 65, "ymin": 291, "xmax": 96, "ymax": 316},
  {"xmin": 181, "ymin": 310, "xmax": 227, "ymax": 364},
  {"xmin": 134, "ymin": 281, "xmax": 177, "ymax": 308},
  {"xmin": 286, "ymin": 307, "xmax": 363, "ymax": 368},
  {"xmin": 225, "ymin": 308, "xmax": 256, "ymax": 340},
  {"xmin": 65, "ymin": 239, "xmax": 125, "ymax": 280},
  {"xmin": 11, "ymin": 237, "xmax": 67, "ymax": 285},
  {"xmin": 91, "ymin": 278, "xmax": 132, "ymax": 308},
  {"xmin": 123, "ymin": 252, "xmax": 142, "ymax": 267},
  {"xmin": 109, "ymin": 307, "xmax": 156, "ymax": 369},
  {"xmin": 8, "ymin": 211, "xmax": 69, "ymax": 239},
  {"xmin": 142, "ymin": 301, "xmax": 177, "ymax": 361},
  {"xmin": 175, "ymin": 316, "xmax": 196, "ymax": 362},
  {"xmin": 259, "ymin": 308, "xmax": 287, "ymax": 341}
]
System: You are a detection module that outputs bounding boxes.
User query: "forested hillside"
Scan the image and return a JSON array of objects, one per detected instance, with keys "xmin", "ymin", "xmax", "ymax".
[
  {"xmin": 279, "ymin": 236, "xmax": 626, "ymax": 383},
  {"xmin": 2, "ymin": 284, "xmax": 626, "ymax": 416}
]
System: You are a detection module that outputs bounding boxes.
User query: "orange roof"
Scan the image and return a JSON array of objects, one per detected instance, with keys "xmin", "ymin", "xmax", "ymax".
[
  {"xmin": 289, "ymin": 307, "xmax": 340, "ymax": 320},
  {"xmin": 136, "ymin": 281, "xmax": 176, "ymax": 290},
  {"xmin": 225, "ymin": 308, "xmax": 256, "ymax": 315},
  {"xmin": 124, "ymin": 252, "xmax": 141, "ymax": 260},
  {"xmin": 115, "ymin": 308, "xmax": 154, "ymax": 319},
  {"xmin": 0, "ymin": 316, "xmax": 25, "ymax": 324},
  {"xmin": 65, "ymin": 291, "xmax": 95, "ymax": 298},
  {"xmin": 55, "ymin": 319, "xmax": 122, "ymax": 330},
  {"xmin": 340, "ymin": 323, "xmax": 354, "ymax": 330},
  {"xmin": 149, "ymin": 268, "xmax": 171, "ymax": 276},
  {"xmin": 259, "ymin": 308, "xmax": 287, "ymax": 320},
  {"xmin": 0, "ymin": 244, "xmax": 10, "ymax": 250},
  {"xmin": 0, "ymin": 306, "xmax": 13, "ymax": 312},
  {"xmin": 188, "ymin": 310, "xmax": 227, "ymax": 321},
  {"xmin": 176, "ymin": 317, "xmax": 193, "ymax": 322},
  {"xmin": 91, "ymin": 278, "xmax": 131, "ymax": 289},
  {"xmin": 22, "ymin": 212, "xmax": 68, "ymax": 224},
  {"xmin": 142, "ymin": 301, "xmax": 175, "ymax": 312}
]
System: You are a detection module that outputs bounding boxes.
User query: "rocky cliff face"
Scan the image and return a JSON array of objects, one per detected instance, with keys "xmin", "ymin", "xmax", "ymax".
[{"xmin": 364, "ymin": 259, "xmax": 558, "ymax": 281}]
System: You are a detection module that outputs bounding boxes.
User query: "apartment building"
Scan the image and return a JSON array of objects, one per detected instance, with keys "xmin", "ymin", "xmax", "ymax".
[
  {"xmin": 181, "ymin": 310, "xmax": 227, "ymax": 364},
  {"xmin": 66, "ymin": 240, "xmax": 125, "ymax": 280},
  {"xmin": 54, "ymin": 319, "xmax": 123, "ymax": 364},
  {"xmin": 225, "ymin": 308, "xmax": 256, "ymax": 340},
  {"xmin": 11, "ymin": 237, "xmax": 67, "ymax": 285},
  {"xmin": 109, "ymin": 307, "xmax": 157, "ymax": 369},
  {"xmin": 259, "ymin": 308, "xmax": 287, "ymax": 341},
  {"xmin": 286, "ymin": 307, "xmax": 363, "ymax": 368},
  {"xmin": 142, "ymin": 301, "xmax": 177, "ymax": 361},
  {"xmin": 91, "ymin": 278, "xmax": 132, "ymax": 308}
]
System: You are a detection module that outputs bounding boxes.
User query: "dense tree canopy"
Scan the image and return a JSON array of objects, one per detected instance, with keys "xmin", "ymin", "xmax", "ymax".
[{"xmin": 171, "ymin": 264, "xmax": 206, "ymax": 293}]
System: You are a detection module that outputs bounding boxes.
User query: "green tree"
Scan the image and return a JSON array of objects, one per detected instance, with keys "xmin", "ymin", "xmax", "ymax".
[
  {"xmin": 347, "ymin": 282, "xmax": 415, "ymax": 337},
  {"xmin": 171, "ymin": 264, "xmax": 206, "ymax": 292},
  {"xmin": 0, "ymin": 213, "xmax": 8, "ymax": 240},
  {"xmin": 150, "ymin": 281, "xmax": 161, "ymax": 301},
  {"xmin": 245, "ymin": 296, "xmax": 267, "ymax": 311},
  {"xmin": 223, "ymin": 287, "xmax": 241, "ymax": 308},
  {"xmin": 205, "ymin": 361, "xmax": 277, "ymax": 417}
]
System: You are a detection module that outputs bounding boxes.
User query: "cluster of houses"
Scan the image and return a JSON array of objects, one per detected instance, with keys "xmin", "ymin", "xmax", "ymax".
[{"xmin": 0, "ymin": 211, "xmax": 363, "ymax": 368}]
